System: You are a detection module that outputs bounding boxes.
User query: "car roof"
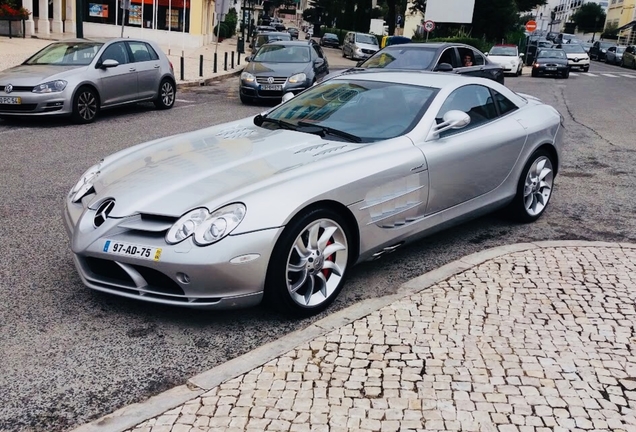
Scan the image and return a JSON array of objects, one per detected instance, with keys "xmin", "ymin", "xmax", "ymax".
[
  {"xmin": 269, "ymin": 40, "xmax": 315, "ymax": 46},
  {"xmin": 257, "ymin": 32, "xmax": 290, "ymax": 37},
  {"xmin": 329, "ymin": 70, "xmax": 484, "ymax": 89},
  {"xmin": 493, "ymin": 44, "xmax": 517, "ymax": 47},
  {"xmin": 383, "ymin": 42, "xmax": 473, "ymax": 50}
]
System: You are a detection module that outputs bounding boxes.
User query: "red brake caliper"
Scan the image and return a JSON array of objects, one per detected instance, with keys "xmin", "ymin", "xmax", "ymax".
[{"xmin": 322, "ymin": 238, "xmax": 335, "ymax": 278}]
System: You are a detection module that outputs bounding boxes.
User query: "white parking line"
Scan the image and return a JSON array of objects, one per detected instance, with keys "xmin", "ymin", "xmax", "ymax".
[
  {"xmin": 583, "ymin": 72, "xmax": 598, "ymax": 77},
  {"xmin": 176, "ymin": 99, "xmax": 195, "ymax": 103},
  {"xmin": 601, "ymin": 73, "xmax": 619, "ymax": 77},
  {"xmin": 569, "ymin": 72, "xmax": 579, "ymax": 76},
  {"xmin": 621, "ymin": 74, "xmax": 636, "ymax": 78}
]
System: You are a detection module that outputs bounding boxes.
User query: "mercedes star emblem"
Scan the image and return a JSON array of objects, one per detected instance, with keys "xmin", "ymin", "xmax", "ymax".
[
  {"xmin": 267, "ymin": 77, "xmax": 275, "ymax": 84},
  {"xmin": 5, "ymin": 84, "xmax": 13, "ymax": 94},
  {"xmin": 94, "ymin": 199, "xmax": 115, "ymax": 228}
]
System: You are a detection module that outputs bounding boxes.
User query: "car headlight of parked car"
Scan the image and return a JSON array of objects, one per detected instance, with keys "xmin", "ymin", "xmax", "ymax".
[
  {"xmin": 70, "ymin": 162, "xmax": 102, "ymax": 203},
  {"xmin": 288, "ymin": 73, "xmax": 307, "ymax": 83},
  {"xmin": 240, "ymin": 72, "xmax": 255, "ymax": 83},
  {"xmin": 166, "ymin": 203, "xmax": 247, "ymax": 246},
  {"xmin": 33, "ymin": 80, "xmax": 67, "ymax": 93}
]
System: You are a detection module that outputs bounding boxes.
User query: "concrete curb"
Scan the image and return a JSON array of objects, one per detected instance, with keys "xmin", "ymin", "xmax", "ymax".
[
  {"xmin": 176, "ymin": 66, "xmax": 245, "ymax": 90},
  {"xmin": 68, "ymin": 240, "xmax": 635, "ymax": 432}
]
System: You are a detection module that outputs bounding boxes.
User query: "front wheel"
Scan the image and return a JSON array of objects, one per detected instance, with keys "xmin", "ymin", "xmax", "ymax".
[
  {"xmin": 583, "ymin": 66, "xmax": 589, "ymax": 72},
  {"xmin": 72, "ymin": 86, "xmax": 99, "ymax": 124},
  {"xmin": 265, "ymin": 208, "xmax": 352, "ymax": 317},
  {"xmin": 154, "ymin": 79, "xmax": 176, "ymax": 110},
  {"xmin": 507, "ymin": 149, "xmax": 555, "ymax": 223}
]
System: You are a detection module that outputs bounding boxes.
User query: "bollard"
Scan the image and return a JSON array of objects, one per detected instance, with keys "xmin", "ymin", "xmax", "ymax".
[
  {"xmin": 231, "ymin": 51, "xmax": 235, "ymax": 69},
  {"xmin": 213, "ymin": 53, "xmax": 217, "ymax": 74},
  {"xmin": 224, "ymin": 52, "xmax": 228, "ymax": 71},
  {"xmin": 237, "ymin": 50, "xmax": 240, "ymax": 66},
  {"xmin": 180, "ymin": 56, "xmax": 184, "ymax": 81},
  {"xmin": 199, "ymin": 54, "xmax": 203, "ymax": 77}
]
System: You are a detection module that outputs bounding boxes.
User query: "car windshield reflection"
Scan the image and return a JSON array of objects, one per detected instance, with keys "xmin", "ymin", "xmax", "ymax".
[
  {"xmin": 561, "ymin": 44, "xmax": 586, "ymax": 53},
  {"xmin": 538, "ymin": 49, "xmax": 566, "ymax": 59},
  {"xmin": 263, "ymin": 79, "xmax": 439, "ymax": 142},
  {"xmin": 360, "ymin": 47, "xmax": 436, "ymax": 70},
  {"xmin": 253, "ymin": 45, "xmax": 311, "ymax": 63},
  {"xmin": 24, "ymin": 42, "xmax": 104, "ymax": 66},
  {"xmin": 490, "ymin": 47, "xmax": 517, "ymax": 56}
]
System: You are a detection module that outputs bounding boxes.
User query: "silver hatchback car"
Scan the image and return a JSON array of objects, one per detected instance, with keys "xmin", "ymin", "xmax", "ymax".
[{"xmin": 0, "ymin": 38, "xmax": 176, "ymax": 123}]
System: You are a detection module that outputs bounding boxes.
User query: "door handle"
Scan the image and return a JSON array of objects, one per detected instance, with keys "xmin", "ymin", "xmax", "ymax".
[
  {"xmin": 129, "ymin": 67, "xmax": 137, "ymax": 72},
  {"xmin": 154, "ymin": 64, "xmax": 160, "ymax": 68}
]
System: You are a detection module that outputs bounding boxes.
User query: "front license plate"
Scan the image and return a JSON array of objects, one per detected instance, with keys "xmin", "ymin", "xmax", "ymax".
[
  {"xmin": 103, "ymin": 240, "xmax": 162, "ymax": 261},
  {"xmin": 0, "ymin": 96, "xmax": 21, "ymax": 105},
  {"xmin": 546, "ymin": 67, "xmax": 556, "ymax": 71},
  {"xmin": 260, "ymin": 84, "xmax": 283, "ymax": 91}
]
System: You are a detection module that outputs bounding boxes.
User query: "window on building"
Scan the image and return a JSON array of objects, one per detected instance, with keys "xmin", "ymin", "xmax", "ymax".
[
  {"xmin": 86, "ymin": 0, "xmax": 116, "ymax": 25},
  {"xmin": 111, "ymin": 0, "xmax": 190, "ymax": 32}
]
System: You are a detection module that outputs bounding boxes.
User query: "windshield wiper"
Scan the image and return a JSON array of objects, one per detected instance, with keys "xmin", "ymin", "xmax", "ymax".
[
  {"xmin": 297, "ymin": 121, "xmax": 363, "ymax": 143},
  {"xmin": 254, "ymin": 114, "xmax": 297, "ymax": 130}
]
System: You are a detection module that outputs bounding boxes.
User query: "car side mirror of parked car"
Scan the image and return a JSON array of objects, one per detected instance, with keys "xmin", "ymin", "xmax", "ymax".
[
  {"xmin": 519, "ymin": 53, "xmax": 525, "ymax": 57},
  {"xmin": 484, "ymin": 52, "xmax": 489, "ymax": 56},
  {"xmin": 246, "ymin": 55, "xmax": 254, "ymax": 62},
  {"xmin": 100, "ymin": 59, "xmax": 120, "ymax": 69},
  {"xmin": 281, "ymin": 92, "xmax": 295, "ymax": 103},
  {"xmin": 428, "ymin": 110, "xmax": 471, "ymax": 139},
  {"xmin": 434, "ymin": 63, "xmax": 454, "ymax": 72}
]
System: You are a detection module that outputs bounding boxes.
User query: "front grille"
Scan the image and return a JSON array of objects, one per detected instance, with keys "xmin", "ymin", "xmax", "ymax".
[
  {"xmin": 0, "ymin": 85, "xmax": 34, "ymax": 92},
  {"xmin": 258, "ymin": 90, "xmax": 285, "ymax": 97},
  {"xmin": 85, "ymin": 257, "xmax": 133, "ymax": 285},
  {"xmin": 131, "ymin": 265, "xmax": 184, "ymax": 296},
  {"xmin": 361, "ymin": 49, "xmax": 376, "ymax": 54},
  {"xmin": 256, "ymin": 76, "xmax": 287, "ymax": 84},
  {"xmin": 0, "ymin": 104, "xmax": 37, "ymax": 112}
]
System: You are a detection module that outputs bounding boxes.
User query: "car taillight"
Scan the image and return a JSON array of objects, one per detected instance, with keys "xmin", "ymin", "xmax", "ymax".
[{"xmin": 169, "ymin": 61, "xmax": 174, "ymax": 72}]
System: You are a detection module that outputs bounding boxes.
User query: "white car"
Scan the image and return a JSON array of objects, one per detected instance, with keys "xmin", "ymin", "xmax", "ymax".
[
  {"xmin": 559, "ymin": 43, "xmax": 590, "ymax": 72},
  {"xmin": 486, "ymin": 45, "xmax": 524, "ymax": 76}
]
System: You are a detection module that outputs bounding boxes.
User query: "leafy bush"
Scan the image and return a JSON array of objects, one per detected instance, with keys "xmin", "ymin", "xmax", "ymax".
[
  {"xmin": 214, "ymin": 22, "xmax": 229, "ymax": 39},
  {"xmin": 224, "ymin": 8, "xmax": 237, "ymax": 37}
]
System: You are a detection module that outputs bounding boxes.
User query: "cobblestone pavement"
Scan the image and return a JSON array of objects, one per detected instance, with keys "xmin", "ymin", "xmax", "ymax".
[{"xmin": 121, "ymin": 246, "xmax": 636, "ymax": 432}]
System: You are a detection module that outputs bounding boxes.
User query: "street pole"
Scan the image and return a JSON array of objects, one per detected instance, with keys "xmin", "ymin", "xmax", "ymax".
[{"xmin": 75, "ymin": 0, "xmax": 83, "ymax": 38}]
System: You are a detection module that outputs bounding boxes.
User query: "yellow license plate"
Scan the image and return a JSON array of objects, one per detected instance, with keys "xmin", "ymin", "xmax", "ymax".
[{"xmin": 0, "ymin": 96, "xmax": 21, "ymax": 105}]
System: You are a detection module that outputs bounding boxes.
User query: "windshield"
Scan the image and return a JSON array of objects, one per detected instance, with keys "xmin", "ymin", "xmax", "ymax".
[
  {"xmin": 561, "ymin": 44, "xmax": 586, "ymax": 53},
  {"xmin": 263, "ymin": 80, "xmax": 439, "ymax": 142},
  {"xmin": 538, "ymin": 49, "xmax": 566, "ymax": 58},
  {"xmin": 360, "ymin": 47, "xmax": 436, "ymax": 70},
  {"xmin": 253, "ymin": 45, "xmax": 311, "ymax": 63},
  {"xmin": 24, "ymin": 42, "xmax": 103, "ymax": 66},
  {"xmin": 490, "ymin": 46, "xmax": 518, "ymax": 56},
  {"xmin": 600, "ymin": 42, "xmax": 614, "ymax": 49},
  {"xmin": 324, "ymin": 33, "xmax": 338, "ymax": 39},
  {"xmin": 256, "ymin": 34, "xmax": 290, "ymax": 46},
  {"xmin": 356, "ymin": 34, "xmax": 378, "ymax": 45},
  {"xmin": 617, "ymin": 47, "xmax": 626, "ymax": 54}
]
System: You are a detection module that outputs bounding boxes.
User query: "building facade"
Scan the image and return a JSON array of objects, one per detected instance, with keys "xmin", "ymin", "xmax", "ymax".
[
  {"xmin": 20, "ymin": 0, "xmax": 219, "ymax": 48},
  {"xmin": 529, "ymin": 0, "xmax": 560, "ymax": 32},
  {"xmin": 554, "ymin": 0, "xmax": 609, "ymax": 31},
  {"xmin": 605, "ymin": 0, "xmax": 636, "ymax": 44}
]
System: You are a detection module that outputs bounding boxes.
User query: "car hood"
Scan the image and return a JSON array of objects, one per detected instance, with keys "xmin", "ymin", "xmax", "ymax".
[
  {"xmin": 564, "ymin": 52, "xmax": 588, "ymax": 59},
  {"xmin": 0, "ymin": 64, "xmax": 86, "ymax": 86},
  {"xmin": 246, "ymin": 61, "xmax": 311, "ymax": 77},
  {"xmin": 90, "ymin": 118, "xmax": 364, "ymax": 218},
  {"xmin": 488, "ymin": 55, "xmax": 519, "ymax": 64},
  {"xmin": 354, "ymin": 42, "xmax": 379, "ymax": 51}
]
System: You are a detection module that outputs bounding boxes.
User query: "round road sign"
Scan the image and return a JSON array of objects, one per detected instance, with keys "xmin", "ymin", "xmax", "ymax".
[
  {"xmin": 525, "ymin": 20, "xmax": 537, "ymax": 32},
  {"xmin": 424, "ymin": 20, "xmax": 435, "ymax": 32}
]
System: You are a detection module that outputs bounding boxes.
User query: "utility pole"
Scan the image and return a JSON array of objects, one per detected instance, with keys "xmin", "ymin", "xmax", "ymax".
[{"xmin": 76, "ymin": 0, "xmax": 83, "ymax": 38}]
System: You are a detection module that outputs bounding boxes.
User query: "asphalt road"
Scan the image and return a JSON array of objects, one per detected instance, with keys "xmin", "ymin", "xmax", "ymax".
[{"xmin": 1, "ymin": 57, "xmax": 636, "ymax": 432}]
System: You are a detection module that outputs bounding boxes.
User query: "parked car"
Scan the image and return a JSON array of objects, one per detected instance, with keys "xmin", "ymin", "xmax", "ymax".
[
  {"xmin": 240, "ymin": 40, "xmax": 329, "ymax": 104},
  {"xmin": 485, "ymin": 44, "xmax": 524, "ymax": 76},
  {"xmin": 0, "ymin": 38, "xmax": 176, "ymax": 123},
  {"xmin": 250, "ymin": 31, "xmax": 291, "ymax": 54},
  {"xmin": 605, "ymin": 45, "xmax": 626, "ymax": 65},
  {"xmin": 64, "ymin": 70, "xmax": 563, "ymax": 317},
  {"xmin": 273, "ymin": 23, "xmax": 286, "ymax": 32},
  {"xmin": 589, "ymin": 41, "xmax": 616, "ymax": 61},
  {"xmin": 557, "ymin": 43, "xmax": 590, "ymax": 71},
  {"xmin": 532, "ymin": 48, "xmax": 570, "ymax": 78},
  {"xmin": 252, "ymin": 25, "xmax": 276, "ymax": 38},
  {"xmin": 287, "ymin": 27, "xmax": 299, "ymax": 39},
  {"xmin": 580, "ymin": 42, "xmax": 592, "ymax": 53},
  {"xmin": 555, "ymin": 33, "xmax": 577, "ymax": 45},
  {"xmin": 321, "ymin": 43, "xmax": 505, "ymax": 85},
  {"xmin": 525, "ymin": 39, "xmax": 554, "ymax": 65},
  {"xmin": 621, "ymin": 45, "xmax": 636, "ymax": 68},
  {"xmin": 320, "ymin": 33, "xmax": 340, "ymax": 48},
  {"xmin": 342, "ymin": 32, "xmax": 380, "ymax": 60}
]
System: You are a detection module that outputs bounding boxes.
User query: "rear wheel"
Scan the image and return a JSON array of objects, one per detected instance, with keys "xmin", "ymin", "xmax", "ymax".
[
  {"xmin": 72, "ymin": 86, "xmax": 99, "ymax": 124},
  {"xmin": 154, "ymin": 79, "xmax": 176, "ymax": 110},
  {"xmin": 507, "ymin": 149, "xmax": 555, "ymax": 223},
  {"xmin": 265, "ymin": 208, "xmax": 353, "ymax": 317}
]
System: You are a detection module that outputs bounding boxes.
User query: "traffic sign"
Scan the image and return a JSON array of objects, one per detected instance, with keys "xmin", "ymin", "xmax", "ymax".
[
  {"xmin": 525, "ymin": 20, "xmax": 537, "ymax": 32},
  {"xmin": 424, "ymin": 20, "xmax": 435, "ymax": 32}
]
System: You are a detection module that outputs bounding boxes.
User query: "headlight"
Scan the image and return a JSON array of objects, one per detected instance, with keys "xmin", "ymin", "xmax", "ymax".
[
  {"xmin": 70, "ymin": 162, "xmax": 102, "ymax": 203},
  {"xmin": 355, "ymin": 47, "xmax": 363, "ymax": 53},
  {"xmin": 166, "ymin": 203, "xmax": 246, "ymax": 246},
  {"xmin": 32, "ymin": 80, "xmax": 67, "ymax": 93},
  {"xmin": 288, "ymin": 73, "xmax": 307, "ymax": 83},
  {"xmin": 601, "ymin": 49, "xmax": 606, "ymax": 53},
  {"xmin": 240, "ymin": 72, "xmax": 255, "ymax": 82}
]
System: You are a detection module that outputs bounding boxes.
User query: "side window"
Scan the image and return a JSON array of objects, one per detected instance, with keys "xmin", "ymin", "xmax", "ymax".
[
  {"xmin": 100, "ymin": 42, "xmax": 129, "ymax": 65},
  {"xmin": 127, "ymin": 41, "xmax": 153, "ymax": 62},
  {"xmin": 491, "ymin": 89, "xmax": 518, "ymax": 116},
  {"xmin": 436, "ymin": 48, "xmax": 455, "ymax": 67},
  {"xmin": 457, "ymin": 47, "xmax": 474, "ymax": 67},
  {"xmin": 313, "ymin": 45, "xmax": 324, "ymax": 58},
  {"xmin": 146, "ymin": 43, "xmax": 159, "ymax": 60},
  {"xmin": 435, "ymin": 85, "xmax": 499, "ymax": 136},
  {"xmin": 472, "ymin": 50, "xmax": 485, "ymax": 66}
]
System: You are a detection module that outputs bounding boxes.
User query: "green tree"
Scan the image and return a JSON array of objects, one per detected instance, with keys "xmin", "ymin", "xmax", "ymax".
[
  {"xmin": 515, "ymin": 0, "xmax": 545, "ymax": 13},
  {"xmin": 571, "ymin": 2, "xmax": 606, "ymax": 33}
]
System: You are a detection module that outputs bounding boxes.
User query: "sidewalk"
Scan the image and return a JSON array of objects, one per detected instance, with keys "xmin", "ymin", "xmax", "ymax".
[
  {"xmin": 71, "ymin": 241, "xmax": 636, "ymax": 432},
  {"xmin": 0, "ymin": 35, "xmax": 245, "ymax": 87}
]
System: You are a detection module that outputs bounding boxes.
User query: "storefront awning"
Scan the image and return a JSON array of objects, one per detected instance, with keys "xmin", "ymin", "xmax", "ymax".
[{"xmin": 616, "ymin": 20, "xmax": 636, "ymax": 32}]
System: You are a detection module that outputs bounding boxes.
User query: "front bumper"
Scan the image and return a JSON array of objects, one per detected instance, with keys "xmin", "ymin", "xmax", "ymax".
[
  {"xmin": 240, "ymin": 80, "xmax": 309, "ymax": 100},
  {"xmin": 533, "ymin": 65, "xmax": 569, "ymax": 75},
  {"xmin": 0, "ymin": 89, "xmax": 72, "ymax": 116},
  {"xmin": 567, "ymin": 60, "xmax": 590, "ymax": 70},
  {"xmin": 64, "ymin": 200, "xmax": 284, "ymax": 310}
]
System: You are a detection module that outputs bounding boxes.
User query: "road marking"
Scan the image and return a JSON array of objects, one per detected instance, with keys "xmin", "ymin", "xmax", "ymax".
[
  {"xmin": 601, "ymin": 73, "xmax": 618, "ymax": 77},
  {"xmin": 621, "ymin": 74, "xmax": 636, "ymax": 78},
  {"xmin": 583, "ymin": 72, "xmax": 598, "ymax": 77},
  {"xmin": 176, "ymin": 99, "xmax": 194, "ymax": 103},
  {"xmin": 569, "ymin": 72, "xmax": 579, "ymax": 76}
]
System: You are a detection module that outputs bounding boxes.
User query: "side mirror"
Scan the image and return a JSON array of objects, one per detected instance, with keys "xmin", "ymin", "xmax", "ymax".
[
  {"xmin": 246, "ymin": 55, "xmax": 254, "ymax": 62},
  {"xmin": 519, "ymin": 53, "xmax": 525, "ymax": 57},
  {"xmin": 100, "ymin": 59, "xmax": 119, "ymax": 68},
  {"xmin": 314, "ymin": 58, "xmax": 324, "ymax": 66},
  {"xmin": 281, "ymin": 92, "xmax": 295, "ymax": 103},
  {"xmin": 484, "ymin": 52, "xmax": 489, "ymax": 56},
  {"xmin": 434, "ymin": 63, "xmax": 454, "ymax": 72},
  {"xmin": 430, "ymin": 110, "xmax": 471, "ymax": 138}
]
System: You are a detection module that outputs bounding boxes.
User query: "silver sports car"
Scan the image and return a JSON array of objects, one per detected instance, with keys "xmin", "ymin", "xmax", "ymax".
[
  {"xmin": 64, "ymin": 71, "xmax": 563, "ymax": 317},
  {"xmin": 0, "ymin": 38, "xmax": 176, "ymax": 123}
]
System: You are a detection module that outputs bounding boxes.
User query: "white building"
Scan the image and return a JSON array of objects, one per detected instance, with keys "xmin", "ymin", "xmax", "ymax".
[
  {"xmin": 528, "ymin": 0, "xmax": 560, "ymax": 32},
  {"xmin": 554, "ymin": 0, "xmax": 609, "ymax": 31}
]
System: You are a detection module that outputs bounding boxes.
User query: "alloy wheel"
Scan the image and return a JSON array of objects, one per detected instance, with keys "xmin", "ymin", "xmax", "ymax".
[
  {"xmin": 77, "ymin": 91, "xmax": 97, "ymax": 121},
  {"xmin": 161, "ymin": 82, "xmax": 175, "ymax": 107},
  {"xmin": 285, "ymin": 218, "xmax": 348, "ymax": 308},
  {"xmin": 523, "ymin": 156, "xmax": 554, "ymax": 216}
]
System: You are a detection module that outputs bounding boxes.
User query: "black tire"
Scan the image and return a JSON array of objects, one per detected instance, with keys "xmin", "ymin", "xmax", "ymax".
[
  {"xmin": 507, "ymin": 148, "xmax": 556, "ymax": 223},
  {"xmin": 342, "ymin": 49, "xmax": 346, "ymax": 58},
  {"xmin": 583, "ymin": 66, "xmax": 589, "ymax": 72},
  {"xmin": 71, "ymin": 86, "xmax": 99, "ymax": 124},
  {"xmin": 531, "ymin": 69, "xmax": 538, "ymax": 77},
  {"xmin": 264, "ymin": 207, "xmax": 353, "ymax": 318},
  {"xmin": 154, "ymin": 78, "xmax": 176, "ymax": 110},
  {"xmin": 240, "ymin": 94, "xmax": 252, "ymax": 104}
]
